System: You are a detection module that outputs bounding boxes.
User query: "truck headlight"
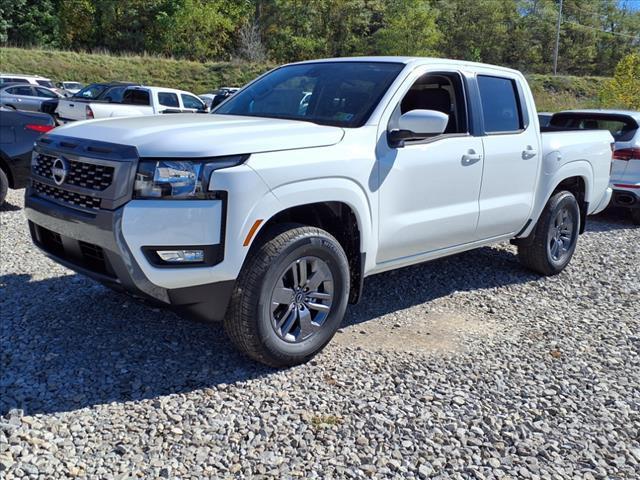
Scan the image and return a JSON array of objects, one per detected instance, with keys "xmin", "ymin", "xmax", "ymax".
[{"xmin": 133, "ymin": 155, "xmax": 248, "ymax": 199}]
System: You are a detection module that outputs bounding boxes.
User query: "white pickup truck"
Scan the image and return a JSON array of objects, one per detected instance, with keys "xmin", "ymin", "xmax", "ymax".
[
  {"xmin": 55, "ymin": 85, "xmax": 207, "ymax": 121},
  {"xmin": 26, "ymin": 57, "xmax": 613, "ymax": 367}
]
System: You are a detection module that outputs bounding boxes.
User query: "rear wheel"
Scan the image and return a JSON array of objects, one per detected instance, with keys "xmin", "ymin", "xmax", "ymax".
[
  {"xmin": 224, "ymin": 225, "xmax": 350, "ymax": 367},
  {"xmin": 0, "ymin": 168, "xmax": 8, "ymax": 207},
  {"xmin": 518, "ymin": 190, "xmax": 580, "ymax": 275}
]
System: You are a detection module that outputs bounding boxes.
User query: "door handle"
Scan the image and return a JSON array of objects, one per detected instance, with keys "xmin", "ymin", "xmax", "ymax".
[
  {"xmin": 522, "ymin": 146, "xmax": 537, "ymax": 159},
  {"xmin": 462, "ymin": 149, "xmax": 483, "ymax": 165},
  {"xmin": 69, "ymin": 103, "xmax": 74, "ymax": 107}
]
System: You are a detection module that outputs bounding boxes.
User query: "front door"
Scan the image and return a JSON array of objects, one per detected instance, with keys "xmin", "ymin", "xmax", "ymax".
[{"xmin": 377, "ymin": 71, "xmax": 484, "ymax": 263}]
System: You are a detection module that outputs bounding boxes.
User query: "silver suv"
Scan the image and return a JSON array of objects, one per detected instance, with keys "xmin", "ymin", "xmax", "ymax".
[{"xmin": 549, "ymin": 110, "xmax": 640, "ymax": 224}]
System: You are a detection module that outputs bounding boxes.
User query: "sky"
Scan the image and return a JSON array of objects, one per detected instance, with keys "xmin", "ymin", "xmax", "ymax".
[{"xmin": 619, "ymin": 0, "xmax": 640, "ymax": 11}]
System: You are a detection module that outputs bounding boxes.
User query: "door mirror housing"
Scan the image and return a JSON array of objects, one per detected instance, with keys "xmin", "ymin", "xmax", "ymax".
[{"xmin": 388, "ymin": 109, "xmax": 449, "ymax": 148}]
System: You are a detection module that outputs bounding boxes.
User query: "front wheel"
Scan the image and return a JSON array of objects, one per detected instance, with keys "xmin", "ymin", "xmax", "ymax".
[
  {"xmin": 518, "ymin": 190, "xmax": 580, "ymax": 275},
  {"xmin": 224, "ymin": 225, "xmax": 350, "ymax": 367}
]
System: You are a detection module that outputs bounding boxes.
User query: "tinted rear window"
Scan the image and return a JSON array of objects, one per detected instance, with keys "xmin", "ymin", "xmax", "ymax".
[
  {"xmin": 36, "ymin": 80, "xmax": 55, "ymax": 88},
  {"xmin": 158, "ymin": 92, "xmax": 179, "ymax": 107},
  {"xmin": 123, "ymin": 89, "xmax": 150, "ymax": 105},
  {"xmin": 477, "ymin": 75, "xmax": 523, "ymax": 133},
  {"xmin": 550, "ymin": 114, "xmax": 638, "ymax": 142}
]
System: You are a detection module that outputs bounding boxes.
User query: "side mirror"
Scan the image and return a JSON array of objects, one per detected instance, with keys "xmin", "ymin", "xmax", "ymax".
[{"xmin": 388, "ymin": 109, "xmax": 449, "ymax": 148}]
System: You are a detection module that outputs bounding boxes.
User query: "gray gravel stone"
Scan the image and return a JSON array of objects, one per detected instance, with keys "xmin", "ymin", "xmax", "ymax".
[{"xmin": 1, "ymin": 188, "xmax": 639, "ymax": 479}]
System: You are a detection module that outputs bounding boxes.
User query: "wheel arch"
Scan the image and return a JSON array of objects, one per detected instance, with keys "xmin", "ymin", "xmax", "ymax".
[
  {"xmin": 517, "ymin": 161, "xmax": 593, "ymax": 240},
  {"xmin": 249, "ymin": 200, "xmax": 366, "ymax": 304}
]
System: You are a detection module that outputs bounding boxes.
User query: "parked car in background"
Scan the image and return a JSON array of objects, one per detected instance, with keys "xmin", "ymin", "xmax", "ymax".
[
  {"xmin": 0, "ymin": 84, "xmax": 62, "ymax": 113},
  {"xmin": 549, "ymin": 110, "xmax": 640, "ymax": 224},
  {"xmin": 25, "ymin": 58, "xmax": 613, "ymax": 366},
  {"xmin": 200, "ymin": 87, "xmax": 239, "ymax": 109},
  {"xmin": 538, "ymin": 112, "xmax": 553, "ymax": 127},
  {"xmin": 0, "ymin": 107, "xmax": 55, "ymax": 206},
  {"xmin": 0, "ymin": 73, "xmax": 57, "ymax": 90},
  {"xmin": 56, "ymin": 82, "xmax": 138, "ymax": 121},
  {"xmin": 57, "ymin": 81, "xmax": 84, "ymax": 97},
  {"xmin": 57, "ymin": 85, "xmax": 207, "ymax": 121}
]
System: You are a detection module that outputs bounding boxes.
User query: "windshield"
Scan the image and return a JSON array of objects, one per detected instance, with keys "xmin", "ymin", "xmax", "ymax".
[
  {"xmin": 215, "ymin": 62, "xmax": 405, "ymax": 127},
  {"xmin": 64, "ymin": 82, "xmax": 83, "ymax": 89},
  {"xmin": 73, "ymin": 83, "xmax": 108, "ymax": 99},
  {"xmin": 36, "ymin": 79, "xmax": 55, "ymax": 88}
]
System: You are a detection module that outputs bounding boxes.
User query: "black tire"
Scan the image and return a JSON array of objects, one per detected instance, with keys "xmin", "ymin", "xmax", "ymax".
[
  {"xmin": 631, "ymin": 209, "xmax": 640, "ymax": 226},
  {"xmin": 224, "ymin": 224, "xmax": 350, "ymax": 367},
  {"xmin": 0, "ymin": 168, "xmax": 8, "ymax": 207},
  {"xmin": 518, "ymin": 190, "xmax": 580, "ymax": 276}
]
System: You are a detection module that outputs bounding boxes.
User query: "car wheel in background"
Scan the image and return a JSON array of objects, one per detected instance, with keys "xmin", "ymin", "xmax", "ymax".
[
  {"xmin": 0, "ymin": 168, "xmax": 9, "ymax": 207},
  {"xmin": 518, "ymin": 190, "xmax": 580, "ymax": 276},
  {"xmin": 224, "ymin": 224, "xmax": 350, "ymax": 368}
]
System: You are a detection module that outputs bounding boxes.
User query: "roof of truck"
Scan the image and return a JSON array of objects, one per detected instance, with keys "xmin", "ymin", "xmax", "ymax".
[{"xmin": 289, "ymin": 56, "xmax": 522, "ymax": 75}]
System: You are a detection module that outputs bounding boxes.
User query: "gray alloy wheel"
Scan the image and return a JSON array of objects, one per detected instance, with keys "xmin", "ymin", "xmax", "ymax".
[
  {"xmin": 517, "ymin": 190, "xmax": 580, "ymax": 276},
  {"xmin": 547, "ymin": 205, "xmax": 577, "ymax": 263},
  {"xmin": 224, "ymin": 224, "xmax": 350, "ymax": 367},
  {"xmin": 270, "ymin": 256, "xmax": 334, "ymax": 343}
]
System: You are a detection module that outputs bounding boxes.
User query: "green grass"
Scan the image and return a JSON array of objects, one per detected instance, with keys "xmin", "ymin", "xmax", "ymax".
[
  {"xmin": 1, "ymin": 47, "xmax": 609, "ymax": 109},
  {"xmin": 526, "ymin": 74, "xmax": 608, "ymax": 111},
  {"xmin": 0, "ymin": 47, "xmax": 272, "ymax": 95}
]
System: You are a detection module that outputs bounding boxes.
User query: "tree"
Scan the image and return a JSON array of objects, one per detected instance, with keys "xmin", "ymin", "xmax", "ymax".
[
  {"xmin": 237, "ymin": 20, "xmax": 267, "ymax": 62},
  {"xmin": 372, "ymin": 0, "xmax": 440, "ymax": 56},
  {"xmin": 0, "ymin": 0, "xmax": 58, "ymax": 47},
  {"xmin": 600, "ymin": 53, "xmax": 640, "ymax": 109},
  {"xmin": 58, "ymin": 0, "xmax": 95, "ymax": 49}
]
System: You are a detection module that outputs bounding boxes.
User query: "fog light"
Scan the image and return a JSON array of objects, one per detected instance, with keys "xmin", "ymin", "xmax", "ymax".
[{"xmin": 156, "ymin": 249, "xmax": 204, "ymax": 263}]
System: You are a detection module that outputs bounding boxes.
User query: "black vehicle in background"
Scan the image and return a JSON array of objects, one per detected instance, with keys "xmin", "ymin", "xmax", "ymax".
[{"xmin": 0, "ymin": 107, "xmax": 55, "ymax": 207}]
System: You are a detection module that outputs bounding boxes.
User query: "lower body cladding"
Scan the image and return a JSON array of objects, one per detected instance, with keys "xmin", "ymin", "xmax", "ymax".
[{"xmin": 24, "ymin": 193, "xmax": 235, "ymax": 322}]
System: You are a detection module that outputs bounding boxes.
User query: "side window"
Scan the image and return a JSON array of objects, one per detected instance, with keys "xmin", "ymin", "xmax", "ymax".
[
  {"xmin": 102, "ymin": 86, "xmax": 126, "ymax": 102},
  {"xmin": 477, "ymin": 75, "xmax": 523, "ymax": 133},
  {"xmin": 122, "ymin": 89, "xmax": 150, "ymax": 106},
  {"xmin": 398, "ymin": 72, "xmax": 468, "ymax": 135},
  {"xmin": 158, "ymin": 92, "xmax": 179, "ymax": 108},
  {"xmin": 181, "ymin": 94, "xmax": 205, "ymax": 110},
  {"xmin": 12, "ymin": 86, "xmax": 35, "ymax": 96},
  {"xmin": 35, "ymin": 87, "xmax": 58, "ymax": 98}
]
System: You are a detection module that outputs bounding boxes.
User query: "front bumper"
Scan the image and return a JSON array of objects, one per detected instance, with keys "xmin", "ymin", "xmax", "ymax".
[{"xmin": 25, "ymin": 193, "xmax": 235, "ymax": 322}]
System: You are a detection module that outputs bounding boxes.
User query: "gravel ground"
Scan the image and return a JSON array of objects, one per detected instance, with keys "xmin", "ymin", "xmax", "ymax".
[{"xmin": 1, "ymin": 187, "xmax": 639, "ymax": 480}]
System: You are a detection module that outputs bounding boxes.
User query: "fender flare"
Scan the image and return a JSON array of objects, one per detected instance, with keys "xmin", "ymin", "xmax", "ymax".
[
  {"xmin": 241, "ymin": 177, "xmax": 375, "ymax": 262},
  {"xmin": 518, "ymin": 159, "xmax": 593, "ymax": 239}
]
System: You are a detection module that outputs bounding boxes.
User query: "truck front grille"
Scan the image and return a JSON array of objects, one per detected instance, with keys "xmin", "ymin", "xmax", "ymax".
[
  {"xmin": 32, "ymin": 153, "xmax": 115, "ymax": 191},
  {"xmin": 32, "ymin": 180, "xmax": 101, "ymax": 211}
]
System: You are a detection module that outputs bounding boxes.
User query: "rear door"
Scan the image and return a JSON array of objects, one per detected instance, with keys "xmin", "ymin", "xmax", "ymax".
[
  {"xmin": 6, "ymin": 86, "xmax": 40, "ymax": 112},
  {"xmin": 157, "ymin": 91, "xmax": 181, "ymax": 113},
  {"xmin": 474, "ymin": 74, "xmax": 540, "ymax": 239}
]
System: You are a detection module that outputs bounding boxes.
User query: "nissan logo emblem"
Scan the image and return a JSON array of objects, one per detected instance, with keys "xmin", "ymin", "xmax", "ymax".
[{"xmin": 51, "ymin": 157, "xmax": 69, "ymax": 186}]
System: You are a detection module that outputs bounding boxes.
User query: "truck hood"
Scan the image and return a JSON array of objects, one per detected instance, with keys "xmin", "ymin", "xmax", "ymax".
[{"xmin": 52, "ymin": 114, "xmax": 345, "ymax": 157}]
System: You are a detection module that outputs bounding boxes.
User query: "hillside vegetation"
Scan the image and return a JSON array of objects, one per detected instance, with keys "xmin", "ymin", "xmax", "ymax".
[
  {"xmin": 0, "ymin": 47, "xmax": 271, "ymax": 95},
  {"xmin": 1, "ymin": 47, "xmax": 608, "ymax": 111}
]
